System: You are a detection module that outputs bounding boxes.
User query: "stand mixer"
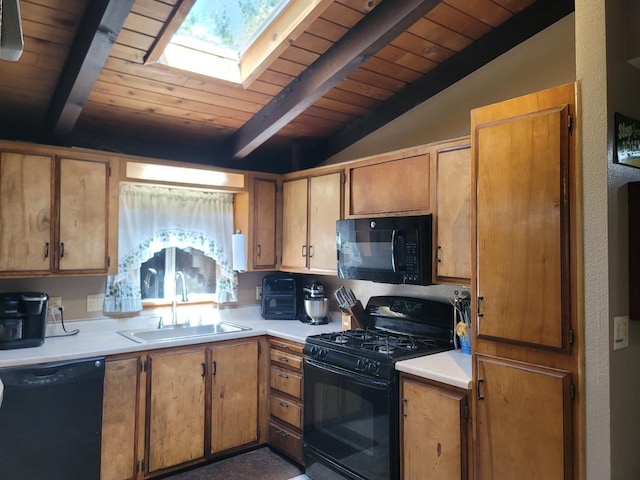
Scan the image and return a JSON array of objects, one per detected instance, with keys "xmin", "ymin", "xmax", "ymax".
[{"xmin": 302, "ymin": 281, "xmax": 329, "ymax": 325}]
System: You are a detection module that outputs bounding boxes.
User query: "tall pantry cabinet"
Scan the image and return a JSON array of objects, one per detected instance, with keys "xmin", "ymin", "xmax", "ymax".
[{"xmin": 470, "ymin": 83, "xmax": 582, "ymax": 479}]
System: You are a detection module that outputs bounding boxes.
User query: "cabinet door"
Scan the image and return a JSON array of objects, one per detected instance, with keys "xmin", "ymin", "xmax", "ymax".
[
  {"xmin": 0, "ymin": 152, "xmax": 53, "ymax": 273},
  {"xmin": 475, "ymin": 355, "xmax": 573, "ymax": 480},
  {"xmin": 281, "ymin": 178, "xmax": 308, "ymax": 270},
  {"xmin": 474, "ymin": 104, "xmax": 570, "ymax": 349},
  {"xmin": 401, "ymin": 377, "xmax": 467, "ymax": 480},
  {"xmin": 308, "ymin": 172, "xmax": 341, "ymax": 272},
  {"xmin": 211, "ymin": 340, "xmax": 259, "ymax": 453},
  {"xmin": 434, "ymin": 146, "xmax": 471, "ymax": 284},
  {"xmin": 253, "ymin": 178, "xmax": 278, "ymax": 269},
  {"xmin": 348, "ymin": 152, "xmax": 430, "ymax": 216},
  {"xmin": 58, "ymin": 157, "xmax": 109, "ymax": 272},
  {"xmin": 147, "ymin": 348, "xmax": 206, "ymax": 473},
  {"xmin": 101, "ymin": 356, "xmax": 142, "ymax": 480}
]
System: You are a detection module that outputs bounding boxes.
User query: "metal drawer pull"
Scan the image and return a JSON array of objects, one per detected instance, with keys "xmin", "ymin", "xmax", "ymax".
[
  {"xmin": 278, "ymin": 372, "xmax": 290, "ymax": 379},
  {"xmin": 44, "ymin": 242, "xmax": 49, "ymax": 258},
  {"xmin": 60, "ymin": 242, "xmax": 65, "ymax": 258},
  {"xmin": 275, "ymin": 428, "xmax": 288, "ymax": 437},
  {"xmin": 477, "ymin": 296, "xmax": 484, "ymax": 317},
  {"xmin": 279, "ymin": 401, "xmax": 289, "ymax": 408},
  {"xmin": 257, "ymin": 244, "xmax": 262, "ymax": 257},
  {"xmin": 477, "ymin": 379, "xmax": 485, "ymax": 401},
  {"xmin": 278, "ymin": 356, "xmax": 289, "ymax": 362}
]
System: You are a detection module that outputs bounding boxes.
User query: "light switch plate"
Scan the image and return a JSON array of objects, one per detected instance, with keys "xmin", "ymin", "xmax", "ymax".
[{"xmin": 613, "ymin": 315, "xmax": 629, "ymax": 350}]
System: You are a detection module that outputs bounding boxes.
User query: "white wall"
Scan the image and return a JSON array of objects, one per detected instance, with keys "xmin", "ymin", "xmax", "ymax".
[{"xmin": 603, "ymin": 1, "xmax": 640, "ymax": 478}]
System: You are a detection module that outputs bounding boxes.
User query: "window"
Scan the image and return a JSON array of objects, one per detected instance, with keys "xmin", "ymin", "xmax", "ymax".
[
  {"xmin": 141, "ymin": 247, "xmax": 217, "ymax": 302},
  {"xmin": 147, "ymin": 0, "xmax": 333, "ymax": 85}
]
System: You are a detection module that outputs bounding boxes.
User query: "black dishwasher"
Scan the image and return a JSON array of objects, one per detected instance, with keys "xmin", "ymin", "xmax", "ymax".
[{"xmin": 0, "ymin": 357, "xmax": 105, "ymax": 479}]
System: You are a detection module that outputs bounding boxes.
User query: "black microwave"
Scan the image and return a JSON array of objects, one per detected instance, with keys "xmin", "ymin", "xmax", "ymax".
[{"xmin": 336, "ymin": 215, "xmax": 432, "ymax": 285}]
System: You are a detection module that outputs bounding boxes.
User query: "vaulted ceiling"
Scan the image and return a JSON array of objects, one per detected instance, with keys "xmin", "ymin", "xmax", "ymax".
[{"xmin": 0, "ymin": 0, "xmax": 574, "ymax": 173}]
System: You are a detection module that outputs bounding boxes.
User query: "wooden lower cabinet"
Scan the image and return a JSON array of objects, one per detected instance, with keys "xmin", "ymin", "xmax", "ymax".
[
  {"xmin": 146, "ymin": 347, "xmax": 207, "ymax": 474},
  {"xmin": 268, "ymin": 337, "xmax": 305, "ymax": 465},
  {"xmin": 475, "ymin": 355, "xmax": 573, "ymax": 480},
  {"xmin": 101, "ymin": 337, "xmax": 266, "ymax": 480},
  {"xmin": 101, "ymin": 354, "xmax": 145, "ymax": 480},
  {"xmin": 211, "ymin": 340, "xmax": 260, "ymax": 454},
  {"xmin": 400, "ymin": 373, "xmax": 470, "ymax": 480}
]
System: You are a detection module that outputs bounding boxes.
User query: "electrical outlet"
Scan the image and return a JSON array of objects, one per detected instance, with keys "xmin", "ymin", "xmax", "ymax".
[
  {"xmin": 49, "ymin": 296, "xmax": 62, "ymax": 307},
  {"xmin": 613, "ymin": 315, "xmax": 629, "ymax": 350},
  {"xmin": 256, "ymin": 286, "xmax": 262, "ymax": 301},
  {"xmin": 87, "ymin": 294, "xmax": 105, "ymax": 312}
]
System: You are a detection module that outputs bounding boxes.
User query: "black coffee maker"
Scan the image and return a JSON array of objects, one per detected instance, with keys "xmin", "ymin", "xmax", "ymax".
[{"xmin": 0, "ymin": 292, "xmax": 48, "ymax": 349}]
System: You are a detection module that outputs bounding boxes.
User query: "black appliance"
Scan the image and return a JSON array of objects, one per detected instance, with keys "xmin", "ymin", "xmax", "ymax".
[
  {"xmin": 303, "ymin": 295, "xmax": 454, "ymax": 480},
  {"xmin": 0, "ymin": 357, "xmax": 105, "ymax": 479},
  {"xmin": 261, "ymin": 274, "xmax": 298, "ymax": 320},
  {"xmin": 0, "ymin": 292, "xmax": 48, "ymax": 349},
  {"xmin": 336, "ymin": 214, "xmax": 433, "ymax": 285}
]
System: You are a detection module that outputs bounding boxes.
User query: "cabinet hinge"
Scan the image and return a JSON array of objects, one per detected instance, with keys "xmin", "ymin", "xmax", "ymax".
[
  {"xmin": 258, "ymin": 342, "xmax": 262, "ymax": 357},
  {"xmin": 464, "ymin": 403, "xmax": 469, "ymax": 420},
  {"xmin": 568, "ymin": 113, "xmax": 574, "ymax": 134},
  {"xmin": 108, "ymin": 165, "xmax": 112, "ymax": 177},
  {"xmin": 140, "ymin": 359, "xmax": 148, "ymax": 373},
  {"xmin": 569, "ymin": 328, "xmax": 575, "ymax": 345},
  {"xmin": 107, "ymin": 256, "xmax": 111, "ymax": 268},
  {"xmin": 570, "ymin": 383, "xmax": 576, "ymax": 400},
  {"xmin": 138, "ymin": 460, "xmax": 145, "ymax": 472}
]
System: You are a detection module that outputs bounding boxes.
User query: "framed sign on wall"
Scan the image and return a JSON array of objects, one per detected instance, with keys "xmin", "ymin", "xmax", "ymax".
[{"xmin": 615, "ymin": 113, "xmax": 640, "ymax": 168}]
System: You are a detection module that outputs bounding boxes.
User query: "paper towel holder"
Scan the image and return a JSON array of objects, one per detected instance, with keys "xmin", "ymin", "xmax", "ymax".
[{"xmin": 232, "ymin": 229, "xmax": 247, "ymax": 272}]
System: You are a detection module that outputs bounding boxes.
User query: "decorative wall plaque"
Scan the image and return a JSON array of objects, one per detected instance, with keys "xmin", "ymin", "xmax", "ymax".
[{"xmin": 615, "ymin": 113, "xmax": 640, "ymax": 168}]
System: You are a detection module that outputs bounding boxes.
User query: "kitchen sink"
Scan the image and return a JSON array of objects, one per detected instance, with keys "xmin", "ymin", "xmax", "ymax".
[{"xmin": 117, "ymin": 322, "xmax": 251, "ymax": 344}]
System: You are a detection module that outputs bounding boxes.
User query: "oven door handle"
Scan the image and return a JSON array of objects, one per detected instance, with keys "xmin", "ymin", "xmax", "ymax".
[{"xmin": 305, "ymin": 358, "xmax": 392, "ymax": 391}]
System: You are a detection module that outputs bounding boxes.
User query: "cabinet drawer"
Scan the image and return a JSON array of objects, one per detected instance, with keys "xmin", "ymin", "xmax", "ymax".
[
  {"xmin": 269, "ymin": 419, "xmax": 303, "ymax": 465},
  {"xmin": 270, "ymin": 349, "xmax": 303, "ymax": 371},
  {"xmin": 269, "ymin": 338, "xmax": 304, "ymax": 356},
  {"xmin": 270, "ymin": 392, "xmax": 303, "ymax": 429},
  {"xmin": 271, "ymin": 366, "xmax": 303, "ymax": 399}
]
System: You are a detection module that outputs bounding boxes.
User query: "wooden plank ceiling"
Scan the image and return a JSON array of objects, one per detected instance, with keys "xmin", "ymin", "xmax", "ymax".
[{"xmin": 0, "ymin": 0, "xmax": 574, "ymax": 173}]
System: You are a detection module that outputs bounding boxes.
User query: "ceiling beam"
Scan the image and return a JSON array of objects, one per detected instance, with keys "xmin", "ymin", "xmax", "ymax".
[
  {"xmin": 224, "ymin": 0, "xmax": 442, "ymax": 159},
  {"xmin": 320, "ymin": 0, "xmax": 575, "ymax": 159},
  {"xmin": 44, "ymin": 0, "xmax": 135, "ymax": 143}
]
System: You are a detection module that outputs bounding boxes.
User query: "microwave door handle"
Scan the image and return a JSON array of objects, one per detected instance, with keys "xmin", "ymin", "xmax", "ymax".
[{"xmin": 391, "ymin": 229, "xmax": 398, "ymax": 272}]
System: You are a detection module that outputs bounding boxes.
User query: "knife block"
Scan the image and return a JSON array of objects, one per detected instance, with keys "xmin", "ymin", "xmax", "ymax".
[{"xmin": 344, "ymin": 300, "xmax": 366, "ymax": 329}]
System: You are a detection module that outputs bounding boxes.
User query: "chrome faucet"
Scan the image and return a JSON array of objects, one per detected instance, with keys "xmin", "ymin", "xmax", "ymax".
[{"xmin": 172, "ymin": 271, "xmax": 188, "ymax": 325}]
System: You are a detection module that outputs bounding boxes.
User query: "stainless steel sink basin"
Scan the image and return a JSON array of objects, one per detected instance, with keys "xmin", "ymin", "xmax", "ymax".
[{"xmin": 117, "ymin": 322, "xmax": 251, "ymax": 344}]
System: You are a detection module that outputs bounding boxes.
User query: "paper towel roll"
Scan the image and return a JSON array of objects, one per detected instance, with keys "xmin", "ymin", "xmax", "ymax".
[{"xmin": 232, "ymin": 231, "xmax": 247, "ymax": 272}]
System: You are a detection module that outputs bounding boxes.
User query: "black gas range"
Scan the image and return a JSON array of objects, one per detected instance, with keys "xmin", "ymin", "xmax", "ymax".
[{"xmin": 303, "ymin": 295, "xmax": 455, "ymax": 480}]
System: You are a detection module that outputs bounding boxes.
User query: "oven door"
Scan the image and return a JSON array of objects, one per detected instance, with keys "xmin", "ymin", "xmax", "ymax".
[{"xmin": 303, "ymin": 357, "xmax": 398, "ymax": 480}]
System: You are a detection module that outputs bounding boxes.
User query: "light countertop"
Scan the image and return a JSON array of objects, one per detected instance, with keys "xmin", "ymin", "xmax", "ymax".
[
  {"xmin": 395, "ymin": 350, "xmax": 472, "ymax": 390},
  {"xmin": 0, "ymin": 305, "xmax": 472, "ymax": 389},
  {"xmin": 0, "ymin": 305, "xmax": 338, "ymax": 368}
]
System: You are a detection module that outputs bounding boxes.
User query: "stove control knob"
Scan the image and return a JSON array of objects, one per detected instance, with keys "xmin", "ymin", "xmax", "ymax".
[{"xmin": 309, "ymin": 346, "xmax": 328, "ymax": 359}]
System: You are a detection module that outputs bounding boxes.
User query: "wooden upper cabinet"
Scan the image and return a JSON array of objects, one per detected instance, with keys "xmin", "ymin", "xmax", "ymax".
[
  {"xmin": 281, "ymin": 177, "xmax": 309, "ymax": 270},
  {"xmin": 473, "ymin": 98, "xmax": 572, "ymax": 350},
  {"xmin": 434, "ymin": 143, "xmax": 471, "ymax": 284},
  {"xmin": 347, "ymin": 148, "xmax": 430, "ymax": 217},
  {"xmin": 281, "ymin": 170, "xmax": 342, "ymax": 273},
  {"xmin": 0, "ymin": 152, "xmax": 54, "ymax": 274},
  {"xmin": 308, "ymin": 172, "xmax": 342, "ymax": 272},
  {"xmin": 252, "ymin": 177, "xmax": 278, "ymax": 269},
  {"xmin": 475, "ymin": 355, "xmax": 573, "ymax": 480},
  {"xmin": 0, "ymin": 151, "xmax": 111, "ymax": 276},
  {"xmin": 57, "ymin": 157, "xmax": 110, "ymax": 272}
]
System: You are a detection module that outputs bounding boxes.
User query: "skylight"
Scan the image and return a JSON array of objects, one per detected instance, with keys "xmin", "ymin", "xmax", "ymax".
[
  {"xmin": 175, "ymin": 0, "xmax": 288, "ymax": 60},
  {"xmin": 153, "ymin": 0, "xmax": 332, "ymax": 86}
]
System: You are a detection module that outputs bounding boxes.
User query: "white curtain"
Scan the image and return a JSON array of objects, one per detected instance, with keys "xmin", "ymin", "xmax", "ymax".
[{"xmin": 104, "ymin": 184, "xmax": 237, "ymax": 313}]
